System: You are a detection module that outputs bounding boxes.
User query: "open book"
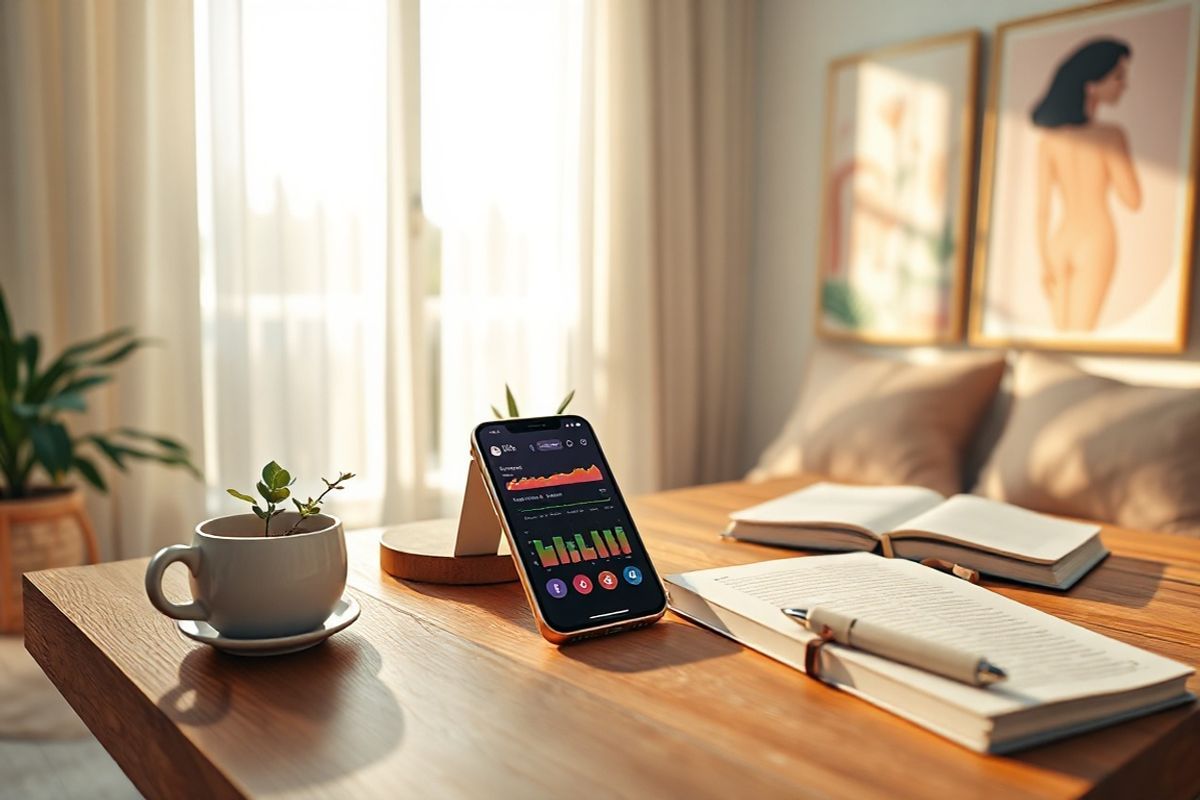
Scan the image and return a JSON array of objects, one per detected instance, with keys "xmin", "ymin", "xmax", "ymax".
[
  {"xmin": 666, "ymin": 553, "xmax": 1193, "ymax": 753},
  {"xmin": 726, "ymin": 483, "xmax": 1107, "ymax": 589}
]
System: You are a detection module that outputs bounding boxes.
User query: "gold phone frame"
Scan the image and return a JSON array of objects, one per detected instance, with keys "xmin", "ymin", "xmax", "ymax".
[{"xmin": 469, "ymin": 419, "xmax": 667, "ymax": 645}]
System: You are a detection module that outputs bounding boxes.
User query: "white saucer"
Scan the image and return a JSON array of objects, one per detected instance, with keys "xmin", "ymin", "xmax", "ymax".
[{"xmin": 176, "ymin": 595, "xmax": 361, "ymax": 656}]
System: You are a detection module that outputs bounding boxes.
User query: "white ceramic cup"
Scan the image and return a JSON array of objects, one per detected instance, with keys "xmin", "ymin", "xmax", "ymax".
[{"xmin": 145, "ymin": 512, "xmax": 347, "ymax": 639}]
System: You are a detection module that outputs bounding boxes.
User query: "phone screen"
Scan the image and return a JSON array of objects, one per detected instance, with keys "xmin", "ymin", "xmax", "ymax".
[{"xmin": 474, "ymin": 415, "xmax": 666, "ymax": 634}]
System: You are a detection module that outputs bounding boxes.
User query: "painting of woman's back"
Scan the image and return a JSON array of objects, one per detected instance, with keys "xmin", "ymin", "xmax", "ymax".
[{"xmin": 972, "ymin": 0, "xmax": 1199, "ymax": 352}]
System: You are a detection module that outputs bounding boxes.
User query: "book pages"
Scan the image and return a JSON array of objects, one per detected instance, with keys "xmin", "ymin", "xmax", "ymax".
[
  {"xmin": 893, "ymin": 494, "xmax": 1099, "ymax": 563},
  {"xmin": 730, "ymin": 483, "xmax": 944, "ymax": 535},
  {"xmin": 668, "ymin": 553, "xmax": 1191, "ymax": 719}
]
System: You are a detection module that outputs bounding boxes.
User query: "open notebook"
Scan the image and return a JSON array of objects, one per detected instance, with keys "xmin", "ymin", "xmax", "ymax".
[
  {"xmin": 666, "ymin": 553, "xmax": 1193, "ymax": 753},
  {"xmin": 725, "ymin": 483, "xmax": 1107, "ymax": 589}
]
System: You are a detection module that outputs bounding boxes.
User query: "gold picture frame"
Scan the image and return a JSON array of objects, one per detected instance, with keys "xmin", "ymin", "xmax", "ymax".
[
  {"xmin": 970, "ymin": 0, "xmax": 1200, "ymax": 353},
  {"xmin": 815, "ymin": 30, "xmax": 981, "ymax": 345}
]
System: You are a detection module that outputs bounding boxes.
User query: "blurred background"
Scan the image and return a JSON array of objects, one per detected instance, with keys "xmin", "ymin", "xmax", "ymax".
[
  {"xmin": 2, "ymin": 0, "xmax": 1199, "ymax": 796},
  {"xmin": 0, "ymin": 0, "xmax": 754, "ymax": 563}
]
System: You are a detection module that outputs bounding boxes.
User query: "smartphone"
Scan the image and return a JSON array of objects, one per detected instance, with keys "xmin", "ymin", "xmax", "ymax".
[{"xmin": 471, "ymin": 414, "xmax": 668, "ymax": 644}]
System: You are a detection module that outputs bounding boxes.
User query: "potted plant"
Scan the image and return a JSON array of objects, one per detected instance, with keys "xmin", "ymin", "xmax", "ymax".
[
  {"xmin": 491, "ymin": 384, "xmax": 574, "ymax": 419},
  {"xmin": 0, "ymin": 288, "xmax": 198, "ymax": 632},
  {"xmin": 145, "ymin": 462, "xmax": 357, "ymax": 652}
]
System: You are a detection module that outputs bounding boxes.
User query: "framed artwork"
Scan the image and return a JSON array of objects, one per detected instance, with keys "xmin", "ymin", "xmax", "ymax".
[
  {"xmin": 971, "ymin": 0, "xmax": 1200, "ymax": 353},
  {"xmin": 816, "ymin": 30, "xmax": 980, "ymax": 344}
]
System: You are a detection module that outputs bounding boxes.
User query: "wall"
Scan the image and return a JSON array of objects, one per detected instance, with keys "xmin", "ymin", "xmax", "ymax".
[{"xmin": 741, "ymin": 0, "xmax": 1200, "ymax": 471}]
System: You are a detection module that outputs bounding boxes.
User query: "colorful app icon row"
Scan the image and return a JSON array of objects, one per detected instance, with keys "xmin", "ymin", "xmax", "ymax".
[{"xmin": 546, "ymin": 566, "xmax": 642, "ymax": 598}]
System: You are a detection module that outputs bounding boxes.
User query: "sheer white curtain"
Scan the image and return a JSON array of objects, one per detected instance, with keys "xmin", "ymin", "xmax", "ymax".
[
  {"xmin": 423, "ymin": 0, "xmax": 754, "ymax": 497},
  {"xmin": 195, "ymin": 0, "xmax": 436, "ymax": 526},
  {"xmin": 0, "ymin": 0, "xmax": 206, "ymax": 558},
  {"xmin": 421, "ymin": 1, "xmax": 592, "ymax": 497},
  {"xmin": 2, "ymin": 0, "xmax": 752, "ymax": 551}
]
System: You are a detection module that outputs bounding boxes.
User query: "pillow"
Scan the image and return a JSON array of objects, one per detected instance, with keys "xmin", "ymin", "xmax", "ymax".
[
  {"xmin": 748, "ymin": 345, "xmax": 1006, "ymax": 495},
  {"xmin": 975, "ymin": 353, "xmax": 1200, "ymax": 535}
]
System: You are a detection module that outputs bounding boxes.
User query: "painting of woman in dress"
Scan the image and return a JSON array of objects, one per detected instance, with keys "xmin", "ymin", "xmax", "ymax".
[{"xmin": 972, "ymin": 0, "xmax": 1200, "ymax": 352}]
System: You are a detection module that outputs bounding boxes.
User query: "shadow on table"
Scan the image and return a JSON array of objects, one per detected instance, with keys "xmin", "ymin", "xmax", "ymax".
[
  {"xmin": 156, "ymin": 634, "xmax": 403, "ymax": 791},
  {"xmin": 400, "ymin": 579, "xmax": 743, "ymax": 671},
  {"xmin": 399, "ymin": 578, "xmax": 536, "ymax": 631},
  {"xmin": 1007, "ymin": 699, "xmax": 1197, "ymax": 785},
  {"xmin": 990, "ymin": 554, "xmax": 1166, "ymax": 610},
  {"xmin": 558, "ymin": 618, "xmax": 744, "ymax": 672}
]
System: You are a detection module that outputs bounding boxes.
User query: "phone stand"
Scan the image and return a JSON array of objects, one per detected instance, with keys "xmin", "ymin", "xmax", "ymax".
[{"xmin": 379, "ymin": 460, "xmax": 518, "ymax": 584}]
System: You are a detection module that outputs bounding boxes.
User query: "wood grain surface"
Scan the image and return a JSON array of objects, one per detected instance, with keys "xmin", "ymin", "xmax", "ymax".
[{"xmin": 22, "ymin": 475, "xmax": 1200, "ymax": 799}]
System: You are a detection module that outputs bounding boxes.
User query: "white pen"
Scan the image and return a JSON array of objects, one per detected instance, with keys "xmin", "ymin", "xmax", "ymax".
[{"xmin": 782, "ymin": 606, "xmax": 1007, "ymax": 687}]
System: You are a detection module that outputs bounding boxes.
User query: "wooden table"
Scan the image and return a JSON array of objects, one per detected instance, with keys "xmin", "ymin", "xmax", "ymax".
[{"xmin": 22, "ymin": 476, "xmax": 1200, "ymax": 799}]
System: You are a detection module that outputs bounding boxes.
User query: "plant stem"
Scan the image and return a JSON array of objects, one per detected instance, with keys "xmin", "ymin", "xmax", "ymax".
[{"xmin": 282, "ymin": 479, "xmax": 342, "ymax": 536}]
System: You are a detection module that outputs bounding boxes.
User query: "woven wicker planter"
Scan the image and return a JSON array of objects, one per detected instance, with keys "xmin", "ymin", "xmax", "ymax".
[{"xmin": 0, "ymin": 488, "xmax": 99, "ymax": 633}]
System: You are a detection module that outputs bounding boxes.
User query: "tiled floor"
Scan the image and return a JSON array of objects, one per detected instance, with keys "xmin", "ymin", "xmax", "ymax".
[{"xmin": 0, "ymin": 637, "xmax": 139, "ymax": 799}]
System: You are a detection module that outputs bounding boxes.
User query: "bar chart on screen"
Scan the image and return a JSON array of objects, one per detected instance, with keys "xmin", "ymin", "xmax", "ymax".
[{"xmin": 532, "ymin": 527, "xmax": 633, "ymax": 567}]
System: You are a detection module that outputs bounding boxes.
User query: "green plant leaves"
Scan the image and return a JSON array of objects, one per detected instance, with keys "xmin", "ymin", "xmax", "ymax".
[
  {"xmin": 0, "ymin": 290, "xmax": 13, "ymax": 344},
  {"xmin": 493, "ymin": 386, "xmax": 576, "ymax": 419},
  {"xmin": 0, "ymin": 287, "xmax": 204, "ymax": 497},
  {"xmin": 261, "ymin": 460, "xmax": 293, "ymax": 490},
  {"xmin": 72, "ymin": 455, "xmax": 106, "ymax": 491},
  {"xmin": 86, "ymin": 434, "xmax": 127, "ymax": 471},
  {"xmin": 505, "ymin": 383, "xmax": 519, "ymax": 417},
  {"xmin": 19, "ymin": 335, "xmax": 39, "ymax": 381},
  {"xmin": 30, "ymin": 421, "xmax": 72, "ymax": 480},
  {"xmin": 117, "ymin": 428, "xmax": 188, "ymax": 453},
  {"xmin": 256, "ymin": 480, "xmax": 290, "ymax": 504},
  {"xmin": 227, "ymin": 488, "xmax": 256, "ymax": 504},
  {"xmin": 556, "ymin": 389, "xmax": 575, "ymax": 414},
  {"xmin": 60, "ymin": 374, "xmax": 112, "ymax": 395}
]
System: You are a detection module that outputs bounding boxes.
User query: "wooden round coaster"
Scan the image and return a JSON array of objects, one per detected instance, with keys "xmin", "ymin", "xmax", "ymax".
[{"xmin": 379, "ymin": 519, "xmax": 518, "ymax": 585}]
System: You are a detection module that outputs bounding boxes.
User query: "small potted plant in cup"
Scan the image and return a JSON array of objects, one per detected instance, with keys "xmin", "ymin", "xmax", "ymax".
[{"xmin": 145, "ymin": 462, "xmax": 359, "ymax": 655}]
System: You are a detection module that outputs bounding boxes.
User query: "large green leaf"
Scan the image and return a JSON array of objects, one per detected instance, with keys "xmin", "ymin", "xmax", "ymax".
[
  {"xmin": 59, "ymin": 374, "xmax": 112, "ymax": 395},
  {"xmin": 25, "ymin": 358, "xmax": 75, "ymax": 403},
  {"xmin": 556, "ymin": 389, "xmax": 575, "ymax": 414},
  {"xmin": 56, "ymin": 327, "xmax": 134, "ymax": 363},
  {"xmin": 12, "ymin": 392, "xmax": 87, "ymax": 418},
  {"xmin": 261, "ymin": 460, "xmax": 292, "ymax": 490},
  {"xmin": 30, "ymin": 422, "xmax": 73, "ymax": 479},
  {"xmin": 19, "ymin": 335, "xmax": 39, "ymax": 381},
  {"xmin": 0, "ymin": 339, "xmax": 16, "ymax": 395},
  {"xmin": 84, "ymin": 337, "xmax": 151, "ymax": 368},
  {"xmin": 505, "ymin": 383, "xmax": 519, "ymax": 417},
  {"xmin": 261, "ymin": 461, "xmax": 283, "ymax": 488},
  {"xmin": 0, "ymin": 288, "xmax": 13, "ymax": 345},
  {"xmin": 86, "ymin": 434, "xmax": 128, "ymax": 471},
  {"xmin": 72, "ymin": 455, "xmax": 107, "ymax": 492},
  {"xmin": 27, "ymin": 328, "xmax": 133, "ymax": 402},
  {"xmin": 117, "ymin": 428, "xmax": 187, "ymax": 452},
  {"xmin": 257, "ymin": 479, "xmax": 289, "ymax": 503}
]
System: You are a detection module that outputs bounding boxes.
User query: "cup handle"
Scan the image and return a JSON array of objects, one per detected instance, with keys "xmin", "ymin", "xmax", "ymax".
[{"xmin": 144, "ymin": 544, "xmax": 208, "ymax": 621}]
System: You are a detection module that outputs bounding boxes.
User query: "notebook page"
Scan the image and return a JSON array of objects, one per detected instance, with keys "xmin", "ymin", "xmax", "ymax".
[
  {"xmin": 729, "ymin": 483, "xmax": 944, "ymax": 535},
  {"xmin": 668, "ymin": 553, "xmax": 1190, "ymax": 718},
  {"xmin": 892, "ymin": 494, "xmax": 1100, "ymax": 563}
]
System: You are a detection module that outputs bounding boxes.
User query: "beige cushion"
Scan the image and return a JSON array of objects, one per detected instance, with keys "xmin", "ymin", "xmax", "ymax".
[
  {"xmin": 976, "ymin": 353, "xmax": 1200, "ymax": 535},
  {"xmin": 749, "ymin": 345, "xmax": 1006, "ymax": 495}
]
